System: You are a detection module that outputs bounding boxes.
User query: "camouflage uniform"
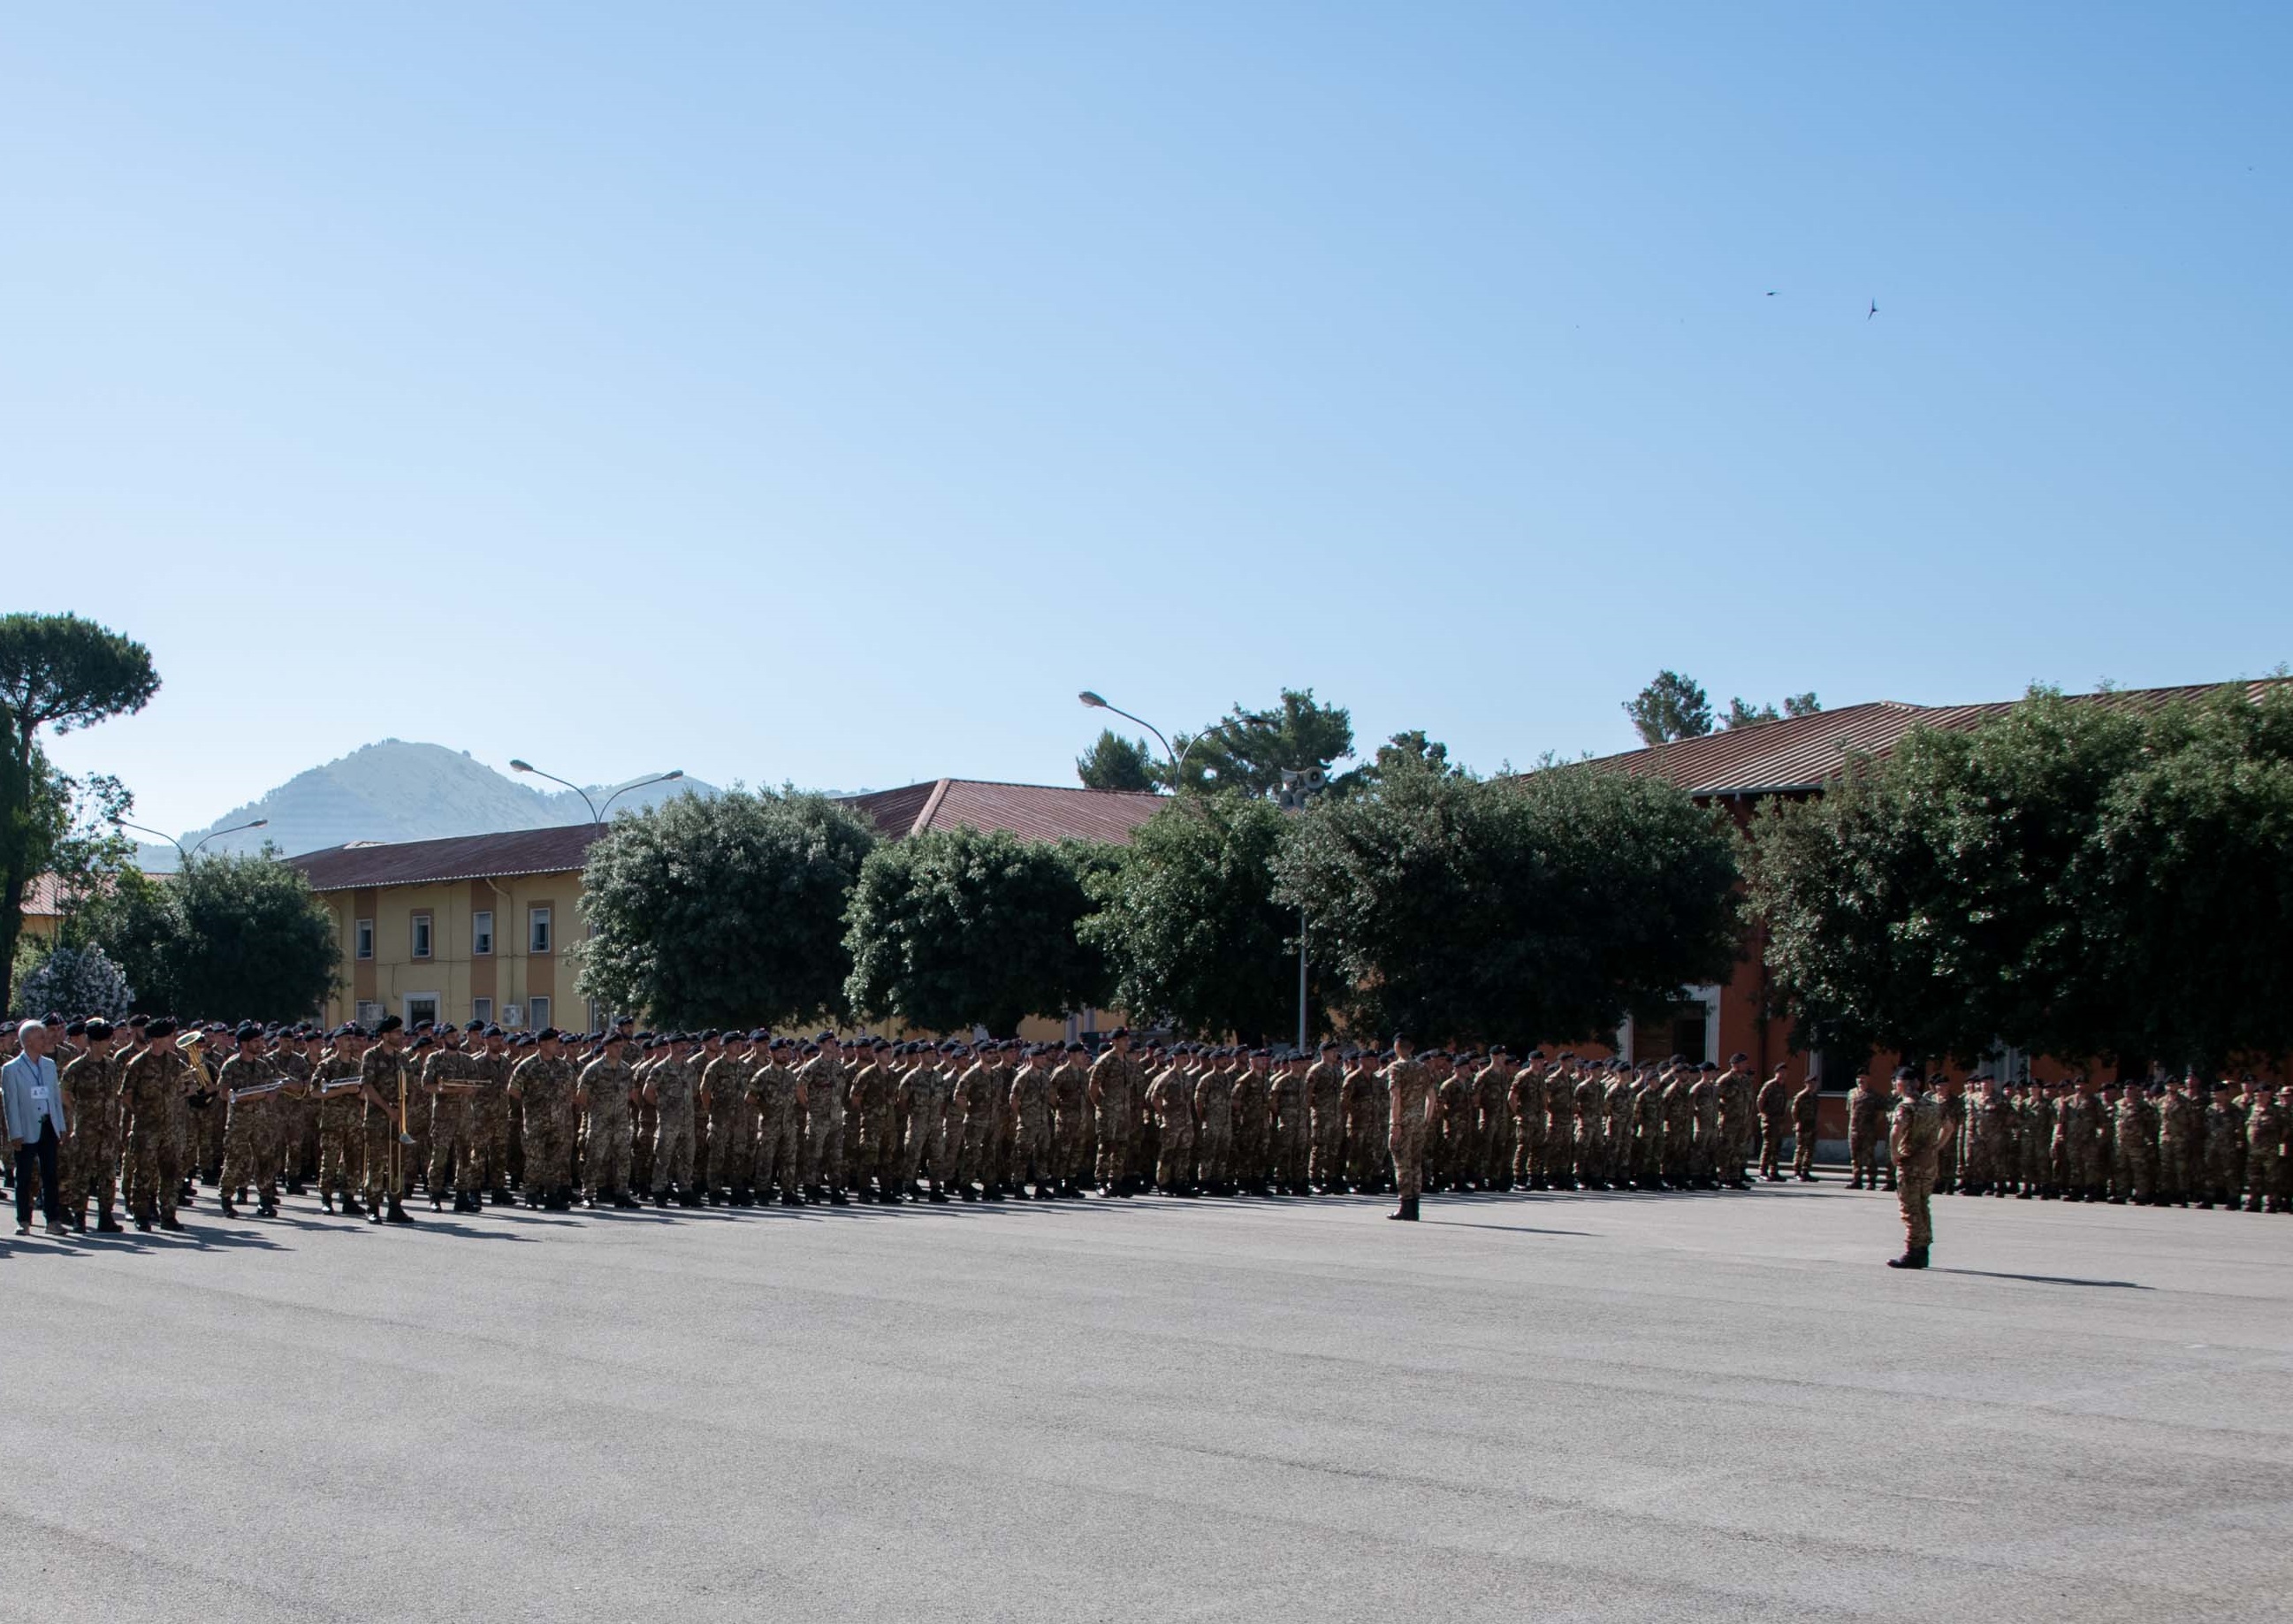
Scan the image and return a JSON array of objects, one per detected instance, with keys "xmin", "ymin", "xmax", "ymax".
[
  {"xmin": 360, "ymin": 1042, "xmax": 414, "ymax": 1211},
  {"xmin": 1048, "ymin": 1053, "xmax": 1091, "ymax": 1190},
  {"xmin": 423, "ymin": 1043, "xmax": 479, "ymax": 1200},
  {"xmin": 58, "ymin": 1048, "xmax": 123, "ymax": 1227},
  {"xmin": 310, "ymin": 1048, "xmax": 365, "ymax": 1206},
  {"xmin": 579, "ymin": 1052, "xmax": 638, "ymax": 1203},
  {"xmin": 1306, "ymin": 1056, "xmax": 1347, "ymax": 1189},
  {"xmin": 1630, "ymin": 1074, "xmax": 1665, "ymax": 1187},
  {"xmin": 2158, "ymin": 1088, "xmax": 2199, "ymax": 1206},
  {"xmin": 753, "ymin": 1054, "xmax": 803, "ymax": 1201},
  {"xmin": 1890, "ymin": 1090, "xmax": 1942, "ymax": 1254},
  {"xmin": 846, "ymin": 1055, "xmax": 893, "ymax": 1198},
  {"xmin": 1508, "ymin": 1064, "xmax": 1547, "ymax": 1188},
  {"xmin": 1789, "ymin": 1083, "xmax": 1820, "ymax": 1178},
  {"xmin": 1009, "ymin": 1058, "xmax": 1056, "ymax": 1194},
  {"xmin": 1846, "ymin": 1082, "xmax": 1888, "ymax": 1189},
  {"xmin": 217, "ymin": 1051, "xmax": 285, "ymax": 1208},
  {"xmin": 1964, "ymin": 1089, "xmax": 2016, "ymax": 1194},
  {"xmin": 2053, "ymin": 1089, "xmax": 2108, "ymax": 1200},
  {"xmin": 901, "ymin": 1056, "xmax": 950, "ymax": 1197},
  {"xmin": 1755, "ymin": 1074, "xmax": 1789, "ymax": 1180},
  {"xmin": 509, "ymin": 1051, "xmax": 578, "ymax": 1202},
  {"xmin": 1088, "ymin": 1049, "xmax": 1142, "ymax": 1190},
  {"xmin": 952, "ymin": 1059, "xmax": 1000, "ymax": 1196},
  {"xmin": 468, "ymin": 1048, "xmax": 513, "ymax": 1200},
  {"xmin": 1659, "ymin": 1073, "xmax": 1694, "ymax": 1188},
  {"xmin": 648, "ymin": 1052, "xmax": 698, "ymax": 1201},
  {"xmin": 704, "ymin": 1049, "xmax": 760, "ymax": 1201},
  {"xmin": 1344, "ymin": 1059, "xmax": 1388, "ymax": 1189},
  {"xmin": 1146, "ymin": 1064, "xmax": 1197, "ymax": 1192},
  {"xmin": 2200, "ymin": 1092, "xmax": 2243, "ymax": 1208},
  {"xmin": 1717, "ymin": 1067, "xmax": 1755, "ymax": 1187},
  {"xmin": 796, "ymin": 1051, "xmax": 849, "ymax": 1196},
  {"xmin": 1386, "ymin": 1056, "xmax": 1434, "ymax": 1205},
  {"xmin": 1687, "ymin": 1071, "xmax": 1720, "ymax": 1186},
  {"xmin": 1192, "ymin": 1064, "xmax": 1233, "ymax": 1191},
  {"xmin": 2244, "ymin": 1094, "xmax": 2289, "ymax": 1213},
  {"xmin": 1230, "ymin": 1064, "xmax": 1271, "ymax": 1194},
  {"xmin": 1934, "ymin": 1086, "xmax": 1966, "ymax": 1193}
]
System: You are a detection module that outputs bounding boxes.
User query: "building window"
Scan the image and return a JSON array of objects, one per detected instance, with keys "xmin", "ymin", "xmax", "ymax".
[
  {"xmin": 405, "ymin": 994, "xmax": 439, "ymax": 1028},
  {"xmin": 411, "ymin": 912, "xmax": 433, "ymax": 960},
  {"xmin": 472, "ymin": 997, "xmax": 493, "ymax": 1025},
  {"xmin": 355, "ymin": 1000, "xmax": 384, "ymax": 1027},
  {"xmin": 529, "ymin": 995, "xmax": 552, "ymax": 1032},
  {"xmin": 529, "ymin": 907, "xmax": 552, "ymax": 955},
  {"xmin": 354, "ymin": 919, "xmax": 375, "ymax": 961},
  {"xmin": 472, "ymin": 911, "xmax": 493, "ymax": 957}
]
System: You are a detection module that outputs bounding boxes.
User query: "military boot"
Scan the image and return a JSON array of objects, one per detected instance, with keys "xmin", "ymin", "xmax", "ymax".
[
  {"xmin": 1386, "ymin": 1194, "xmax": 1420, "ymax": 1221},
  {"xmin": 1885, "ymin": 1246, "xmax": 1929, "ymax": 1269}
]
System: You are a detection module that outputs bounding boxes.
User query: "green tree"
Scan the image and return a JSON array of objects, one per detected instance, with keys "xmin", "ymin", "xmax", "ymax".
[
  {"xmin": 76, "ymin": 852, "xmax": 337, "ymax": 1020},
  {"xmin": 2076, "ymin": 683, "xmax": 2293, "ymax": 1068},
  {"xmin": 577, "ymin": 789, "xmax": 878, "ymax": 1028},
  {"xmin": 1743, "ymin": 687, "xmax": 2157, "ymax": 1068},
  {"xmin": 1274, "ymin": 753, "xmax": 1741, "ymax": 1044},
  {"xmin": 1724, "ymin": 691, "xmax": 1822, "ymax": 730},
  {"xmin": 1170, "ymin": 688, "xmax": 1354, "ymax": 797},
  {"xmin": 1622, "ymin": 670, "xmax": 1713, "ymax": 745},
  {"xmin": 844, "ymin": 827, "xmax": 1106, "ymax": 1036},
  {"xmin": 1075, "ymin": 728, "xmax": 1159, "ymax": 792},
  {"xmin": 1080, "ymin": 795, "xmax": 1297, "ymax": 1041},
  {"xmin": 0, "ymin": 614, "xmax": 159, "ymax": 1013}
]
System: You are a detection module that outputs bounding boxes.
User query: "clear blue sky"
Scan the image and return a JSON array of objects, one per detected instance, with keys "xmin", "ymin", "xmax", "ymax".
[{"xmin": 9, "ymin": 3, "xmax": 2288, "ymax": 835}]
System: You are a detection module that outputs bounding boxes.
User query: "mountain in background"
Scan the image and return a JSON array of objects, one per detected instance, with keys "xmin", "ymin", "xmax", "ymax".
[{"xmin": 133, "ymin": 741, "xmax": 721, "ymax": 869}]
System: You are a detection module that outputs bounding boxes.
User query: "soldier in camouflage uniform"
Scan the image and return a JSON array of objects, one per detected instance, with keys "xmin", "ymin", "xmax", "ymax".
[
  {"xmin": 949, "ymin": 1043, "xmax": 998, "ymax": 1201},
  {"xmin": 1789, "ymin": 1072, "xmax": 1821, "ymax": 1181},
  {"xmin": 507, "ymin": 1030, "xmax": 578, "ymax": 1209},
  {"xmin": 216, "ymin": 1023, "xmax": 290, "ymax": 1218},
  {"xmin": 1933, "ymin": 1075, "xmax": 1966, "ymax": 1193},
  {"xmin": 1432, "ymin": 1053, "xmax": 1474, "ymax": 1192},
  {"xmin": 796, "ymin": 1035, "xmax": 850, "ymax": 1205},
  {"xmin": 2053, "ymin": 1074, "xmax": 2108, "ymax": 1201},
  {"xmin": 58, "ymin": 1019, "xmax": 124, "ymax": 1231},
  {"xmin": 2158, "ymin": 1074, "xmax": 2200, "ymax": 1208},
  {"xmin": 1846, "ymin": 1073, "xmax": 1888, "ymax": 1190},
  {"xmin": 844, "ymin": 1038, "xmax": 893, "ymax": 1201},
  {"xmin": 899, "ymin": 1042, "xmax": 952, "ymax": 1203},
  {"xmin": 577, "ymin": 1032, "xmax": 641, "ymax": 1208},
  {"xmin": 1507, "ymin": 1049, "xmax": 1547, "ymax": 1190},
  {"xmin": 644, "ymin": 1035, "xmax": 699, "ymax": 1206},
  {"xmin": 1658, "ymin": 1063, "xmax": 1694, "ymax": 1191},
  {"xmin": 1231, "ymin": 1049, "xmax": 1274, "ymax": 1197},
  {"xmin": 1601, "ymin": 1062, "xmax": 1636, "ymax": 1193},
  {"xmin": 1047, "ymin": 1041, "xmax": 1092, "ymax": 1197},
  {"xmin": 1146, "ymin": 1054, "xmax": 1197, "ymax": 1195},
  {"xmin": 2244, "ymin": 1086, "xmax": 2289, "ymax": 1214},
  {"xmin": 1306, "ymin": 1039, "xmax": 1347, "ymax": 1193},
  {"xmin": 2198, "ymin": 1081, "xmax": 2241, "ymax": 1210},
  {"xmin": 1885, "ymin": 1067, "xmax": 1940, "ymax": 1269},
  {"xmin": 1265, "ymin": 1050, "xmax": 1309, "ymax": 1195},
  {"xmin": 1086, "ymin": 1032, "xmax": 1142, "ymax": 1195},
  {"xmin": 358, "ymin": 1018, "xmax": 417, "ymax": 1224},
  {"xmin": 420, "ymin": 1023, "xmax": 481, "ymax": 1211},
  {"xmin": 1009, "ymin": 1044, "xmax": 1057, "ymax": 1200},
  {"xmin": 1755, "ymin": 1062, "xmax": 1790, "ymax": 1182},
  {"xmin": 1716, "ymin": 1054, "xmax": 1755, "ymax": 1189},
  {"xmin": 701, "ymin": 1034, "xmax": 758, "ymax": 1205},
  {"xmin": 1384, "ymin": 1039, "xmax": 1432, "ymax": 1221}
]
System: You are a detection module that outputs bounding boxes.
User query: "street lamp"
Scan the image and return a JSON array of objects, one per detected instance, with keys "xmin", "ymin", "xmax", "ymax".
[
  {"xmin": 510, "ymin": 760, "xmax": 684, "ymax": 824},
  {"xmin": 114, "ymin": 817, "xmax": 269, "ymax": 866}
]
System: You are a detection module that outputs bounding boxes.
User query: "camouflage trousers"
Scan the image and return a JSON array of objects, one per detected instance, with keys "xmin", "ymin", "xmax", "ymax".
[
  {"xmin": 123, "ymin": 1111, "xmax": 181, "ymax": 1223},
  {"xmin": 754, "ymin": 1102, "xmax": 798, "ymax": 1197},
  {"xmin": 1013, "ymin": 1117, "xmax": 1055, "ymax": 1190},
  {"xmin": 60, "ymin": 1125, "xmax": 120, "ymax": 1222},
  {"xmin": 1897, "ymin": 1173, "xmax": 1935, "ymax": 1248},
  {"xmin": 1848, "ymin": 1129, "xmax": 1880, "ymax": 1185},
  {"xmin": 1792, "ymin": 1125, "xmax": 1817, "ymax": 1178},
  {"xmin": 1511, "ymin": 1115, "xmax": 1543, "ymax": 1184},
  {"xmin": 317, "ymin": 1100, "xmax": 362, "ymax": 1198},
  {"xmin": 709, "ymin": 1108, "xmax": 758, "ymax": 1196},
  {"xmin": 585, "ymin": 1108, "xmax": 633, "ymax": 1199},
  {"xmin": 220, "ymin": 1101, "xmax": 284, "ymax": 1202},
  {"xmin": 1390, "ymin": 1118, "xmax": 1428, "ymax": 1203},
  {"xmin": 1052, "ymin": 1112, "xmax": 1089, "ymax": 1186},
  {"xmin": 1093, "ymin": 1116, "xmax": 1133, "ymax": 1188},
  {"xmin": 1759, "ymin": 1117, "xmax": 1788, "ymax": 1178},
  {"xmin": 903, "ymin": 1106, "xmax": 946, "ymax": 1192},
  {"xmin": 522, "ymin": 1109, "xmax": 575, "ymax": 1196},
  {"xmin": 1309, "ymin": 1111, "xmax": 1345, "ymax": 1186},
  {"xmin": 1270, "ymin": 1117, "xmax": 1308, "ymax": 1186},
  {"xmin": 429, "ymin": 1099, "xmax": 477, "ymax": 1193},
  {"xmin": 804, "ymin": 1109, "xmax": 845, "ymax": 1191},
  {"xmin": 631, "ymin": 1099, "xmax": 658, "ymax": 1195},
  {"xmin": 1347, "ymin": 1119, "xmax": 1385, "ymax": 1187},
  {"xmin": 362, "ymin": 1112, "xmax": 411, "ymax": 1204},
  {"xmin": 1155, "ymin": 1123, "xmax": 1196, "ymax": 1191},
  {"xmin": 652, "ymin": 1107, "xmax": 697, "ymax": 1196}
]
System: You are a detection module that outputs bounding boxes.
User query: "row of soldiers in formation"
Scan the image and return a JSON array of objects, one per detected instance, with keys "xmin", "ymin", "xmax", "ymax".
[
  {"xmin": 13, "ymin": 1011, "xmax": 1821, "ymax": 1227},
  {"xmin": 14, "ymin": 1010, "xmax": 2289, "ymax": 1229},
  {"xmin": 1840, "ymin": 1070, "xmax": 2293, "ymax": 1211}
]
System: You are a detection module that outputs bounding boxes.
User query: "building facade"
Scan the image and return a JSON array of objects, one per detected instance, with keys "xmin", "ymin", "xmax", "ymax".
[{"xmin": 286, "ymin": 779, "xmax": 1165, "ymax": 1035}]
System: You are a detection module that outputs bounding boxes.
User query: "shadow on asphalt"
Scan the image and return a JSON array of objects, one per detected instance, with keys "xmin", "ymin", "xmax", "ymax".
[
  {"xmin": 1421, "ymin": 1220, "xmax": 1595, "ymax": 1236},
  {"xmin": 1934, "ymin": 1268, "xmax": 2152, "ymax": 1290}
]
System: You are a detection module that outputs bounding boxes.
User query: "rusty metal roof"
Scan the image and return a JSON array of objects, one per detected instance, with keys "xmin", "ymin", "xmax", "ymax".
[
  {"xmin": 286, "ymin": 824, "xmax": 606, "ymax": 891},
  {"xmin": 1588, "ymin": 681, "xmax": 2284, "ymax": 796},
  {"xmin": 842, "ymin": 779, "xmax": 1163, "ymax": 844}
]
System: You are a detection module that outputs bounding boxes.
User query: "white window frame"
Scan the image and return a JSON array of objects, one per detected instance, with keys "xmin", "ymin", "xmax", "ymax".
[
  {"xmin": 410, "ymin": 912, "xmax": 433, "ymax": 961},
  {"xmin": 355, "ymin": 1000, "xmax": 385, "ymax": 1027},
  {"xmin": 472, "ymin": 910, "xmax": 493, "ymax": 957},
  {"xmin": 528, "ymin": 995, "xmax": 552, "ymax": 1032},
  {"xmin": 472, "ymin": 996, "xmax": 493, "ymax": 1025},
  {"xmin": 354, "ymin": 919, "xmax": 375, "ymax": 961},
  {"xmin": 529, "ymin": 907, "xmax": 552, "ymax": 955}
]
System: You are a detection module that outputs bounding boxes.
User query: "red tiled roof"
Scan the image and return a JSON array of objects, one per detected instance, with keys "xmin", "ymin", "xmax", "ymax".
[
  {"xmin": 286, "ymin": 824, "xmax": 606, "ymax": 891},
  {"xmin": 1587, "ymin": 680, "xmax": 2285, "ymax": 797},
  {"xmin": 842, "ymin": 779, "xmax": 1163, "ymax": 845}
]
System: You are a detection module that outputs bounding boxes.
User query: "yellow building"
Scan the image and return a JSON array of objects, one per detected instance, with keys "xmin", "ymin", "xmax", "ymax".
[
  {"xmin": 286, "ymin": 778, "xmax": 1162, "ymax": 1035},
  {"xmin": 289, "ymin": 826, "xmax": 603, "ymax": 1033}
]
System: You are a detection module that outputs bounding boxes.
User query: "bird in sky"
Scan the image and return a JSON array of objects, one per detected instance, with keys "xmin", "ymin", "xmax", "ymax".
[
  {"xmin": 1868, "ymin": 299, "xmax": 1879, "ymax": 320},
  {"xmin": 1766, "ymin": 290, "xmax": 1779, "ymax": 297}
]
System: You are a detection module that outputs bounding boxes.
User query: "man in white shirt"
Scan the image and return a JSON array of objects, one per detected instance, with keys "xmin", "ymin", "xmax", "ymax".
[{"xmin": 3, "ymin": 1018, "xmax": 71, "ymax": 1236}]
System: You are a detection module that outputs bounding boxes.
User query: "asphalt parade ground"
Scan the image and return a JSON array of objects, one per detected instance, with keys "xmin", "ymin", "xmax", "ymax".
[{"xmin": 3, "ymin": 1178, "xmax": 2288, "ymax": 1623}]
